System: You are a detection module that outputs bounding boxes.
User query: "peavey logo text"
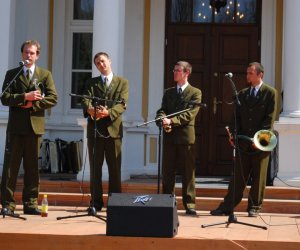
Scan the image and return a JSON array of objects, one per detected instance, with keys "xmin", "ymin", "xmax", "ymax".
[{"xmin": 133, "ymin": 195, "xmax": 152, "ymax": 205}]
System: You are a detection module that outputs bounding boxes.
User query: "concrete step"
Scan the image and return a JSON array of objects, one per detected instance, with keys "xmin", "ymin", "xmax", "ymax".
[
  {"xmin": 16, "ymin": 179, "xmax": 300, "ymax": 200},
  {"xmin": 12, "ymin": 191, "xmax": 300, "ymax": 214},
  {"xmin": 12, "ymin": 179, "xmax": 300, "ymax": 214}
]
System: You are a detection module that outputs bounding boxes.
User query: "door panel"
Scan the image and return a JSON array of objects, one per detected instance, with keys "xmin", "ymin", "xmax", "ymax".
[
  {"xmin": 165, "ymin": 25, "xmax": 260, "ymax": 176},
  {"xmin": 209, "ymin": 26, "xmax": 260, "ymax": 175},
  {"xmin": 165, "ymin": 25, "xmax": 211, "ymax": 175}
]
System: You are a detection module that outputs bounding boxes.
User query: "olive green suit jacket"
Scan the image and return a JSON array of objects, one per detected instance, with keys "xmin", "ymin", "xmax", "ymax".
[
  {"xmin": 236, "ymin": 83, "xmax": 277, "ymax": 139},
  {"xmin": 1, "ymin": 66, "xmax": 58, "ymax": 135},
  {"xmin": 156, "ymin": 84, "xmax": 202, "ymax": 144},
  {"xmin": 82, "ymin": 75, "xmax": 129, "ymax": 139}
]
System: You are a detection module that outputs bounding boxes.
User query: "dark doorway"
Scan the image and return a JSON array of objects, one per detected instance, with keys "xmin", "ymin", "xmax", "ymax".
[{"xmin": 165, "ymin": 0, "xmax": 261, "ymax": 176}]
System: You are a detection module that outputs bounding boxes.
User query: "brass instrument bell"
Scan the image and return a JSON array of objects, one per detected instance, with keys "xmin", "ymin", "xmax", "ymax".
[
  {"xmin": 238, "ymin": 130, "xmax": 277, "ymax": 152},
  {"xmin": 253, "ymin": 130, "xmax": 277, "ymax": 151}
]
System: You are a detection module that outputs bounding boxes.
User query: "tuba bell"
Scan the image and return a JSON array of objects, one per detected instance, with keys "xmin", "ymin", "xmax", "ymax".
[{"xmin": 238, "ymin": 130, "xmax": 278, "ymax": 152}]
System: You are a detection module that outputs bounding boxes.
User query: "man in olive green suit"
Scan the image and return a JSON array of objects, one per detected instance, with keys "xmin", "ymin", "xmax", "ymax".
[
  {"xmin": 156, "ymin": 61, "xmax": 202, "ymax": 215},
  {"xmin": 82, "ymin": 52, "xmax": 128, "ymax": 212},
  {"xmin": 211, "ymin": 62, "xmax": 277, "ymax": 217},
  {"xmin": 0, "ymin": 40, "xmax": 58, "ymax": 215}
]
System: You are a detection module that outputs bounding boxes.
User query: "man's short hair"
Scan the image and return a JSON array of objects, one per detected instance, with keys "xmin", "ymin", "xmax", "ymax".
[
  {"xmin": 94, "ymin": 52, "xmax": 110, "ymax": 65},
  {"xmin": 21, "ymin": 40, "xmax": 41, "ymax": 55},
  {"xmin": 248, "ymin": 62, "xmax": 264, "ymax": 74},
  {"xmin": 175, "ymin": 61, "xmax": 192, "ymax": 74}
]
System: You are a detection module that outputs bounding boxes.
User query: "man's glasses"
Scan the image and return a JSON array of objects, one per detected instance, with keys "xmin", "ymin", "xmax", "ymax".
[{"xmin": 173, "ymin": 69, "xmax": 184, "ymax": 73}]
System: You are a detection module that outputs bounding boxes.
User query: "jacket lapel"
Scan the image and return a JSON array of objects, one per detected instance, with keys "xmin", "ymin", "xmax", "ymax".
[
  {"xmin": 107, "ymin": 75, "xmax": 119, "ymax": 94},
  {"xmin": 93, "ymin": 76, "xmax": 106, "ymax": 93},
  {"xmin": 16, "ymin": 69, "xmax": 29, "ymax": 91}
]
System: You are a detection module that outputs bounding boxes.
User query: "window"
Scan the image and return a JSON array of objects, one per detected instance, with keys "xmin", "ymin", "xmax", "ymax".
[
  {"xmin": 71, "ymin": 33, "xmax": 93, "ymax": 108},
  {"xmin": 70, "ymin": 0, "xmax": 94, "ymax": 109},
  {"xmin": 73, "ymin": 0, "xmax": 94, "ymax": 20},
  {"xmin": 170, "ymin": 0, "xmax": 257, "ymax": 24}
]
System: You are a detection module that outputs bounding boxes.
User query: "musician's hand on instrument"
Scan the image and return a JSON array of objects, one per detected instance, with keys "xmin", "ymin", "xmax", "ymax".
[
  {"xmin": 228, "ymin": 137, "xmax": 235, "ymax": 147},
  {"xmin": 251, "ymin": 143, "xmax": 258, "ymax": 150},
  {"xmin": 161, "ymin": 118, "xmax": 171, "ymax": 130},
  {"xmin": 87, "ymin": 107, "xmax": 95, "ymax": 117},
  {"xmin": 225, "ymin": 126, "xmax": 235, "ymax": 147},
  {"xmin": 25, "ymin": 90, "xmax": 42, "ymax": 101},
  {"xmin": 162, "ymin": 118, "xmax": 171, "ymax": 127},
  {"xmin": 21, "ymin": 101, "xmax": 33, "ymax": 109},
  {"xmin": 97, "ymin": 105, "xmax": 109, "ymax": 118}
]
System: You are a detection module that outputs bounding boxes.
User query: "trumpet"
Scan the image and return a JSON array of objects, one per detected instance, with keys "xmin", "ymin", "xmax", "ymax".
[{"xmin": 238, "ymin": 130, "xmax": 277, "ymax": 152}]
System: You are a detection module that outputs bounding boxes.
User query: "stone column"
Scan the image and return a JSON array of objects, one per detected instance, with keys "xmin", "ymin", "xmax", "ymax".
[
  {"xmin": 274, "ymin": 0, "xmax": 300, "ymax": 186},
  {"xmin": 0, "ymin": 0, "xmax": 14, "ymax": 174},
  {"xmin": 77, "ymin": 0, "xmax": 126, "ymax": 181},
  {"xmin": 92, "ymin": 0, "xmax": 125, "ymax": 76}
]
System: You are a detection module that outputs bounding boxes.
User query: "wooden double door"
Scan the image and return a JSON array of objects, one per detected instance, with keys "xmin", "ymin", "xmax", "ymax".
[{"xmin": 165, "ymin": 23, "xmax": 261, "ymax": 176}]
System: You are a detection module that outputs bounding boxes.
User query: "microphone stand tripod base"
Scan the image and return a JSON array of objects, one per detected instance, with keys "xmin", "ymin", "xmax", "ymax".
[
  {"xmin": 57, "ymin": 94, "xmax": 106, "ymax": 223},
  {"xmin": 227, "ymin": 213, "xmax": 237, "ymax": 224},
  {"xmin": 87, "ymin": 206, "xmax": 97, "ymax": 216},
  {"xmin": 56, "ymin": 206, "xmax": 106, "ymax": 223},
  {"xmin": 0, "ymin": 207, "xmax": 27, "ymax": 220},
  {"xmin": 201, "ymin": 212, "xmax": 267, "ymax": 230}
]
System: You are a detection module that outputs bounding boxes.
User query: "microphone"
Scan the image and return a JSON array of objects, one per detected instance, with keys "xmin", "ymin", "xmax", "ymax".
[
  {"xmin": 188, "ymin": 101, "xmax": 207, "ymax": 108},
  {"xmin": 225, "ymin": 72, "xmax": 241, "ymax": 106},
  {"xmin": 19, "ymin": 60, "xmax": 30, "ymax": 66},
  {"xmin": 225, "ymin": 72, "xmax": 233, "ymax": 78}
]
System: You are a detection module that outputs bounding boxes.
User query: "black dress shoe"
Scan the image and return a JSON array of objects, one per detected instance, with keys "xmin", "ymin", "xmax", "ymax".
[
  {"xmin": 95, "ymin": 206, "xmax": 102, "ymax": 212},
  {"xmin": 24, "ymin": 208, "xmax": 41, "ymax": 215},
  {"xmin": 210, "ymin": 208, "xmax": 231, "ymax": 216},
  {"xmin": 89, "ymin": 201, "xmax": 103, "ymax": 212},
  {"xmin": 186, "ymin": 208, "xmax": 197, "ymax": 215},
  {"xmin": 86, "ymin": 206, "xmax": 102, "ymax": 214},
  {"xmin": 1, "ymin": 207, "xmax": 15, "ymax": 215},
  {"xmin": 248, "ymin": 209, "xmax": 259, "ymax": 217}
]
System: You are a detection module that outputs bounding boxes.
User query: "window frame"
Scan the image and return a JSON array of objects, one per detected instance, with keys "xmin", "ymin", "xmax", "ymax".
[{"xmin": 65, "ymin": 0, "xmax": 94, "ymax": 112}]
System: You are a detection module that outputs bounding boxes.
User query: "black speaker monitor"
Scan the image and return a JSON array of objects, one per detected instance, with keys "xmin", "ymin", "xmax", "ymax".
[{"xmin": 106, "ymin": 193, "xmax": 179, "ymax": 237}]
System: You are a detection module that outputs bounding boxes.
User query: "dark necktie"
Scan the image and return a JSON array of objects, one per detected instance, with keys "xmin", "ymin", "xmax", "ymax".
[
  {"xmin": 250, "ymin": 87, "xmax": 255, "ymax": 97},
  {"xmin": 103, "ymin": 77, "xmax": 109, "ymax": 91},
  {"xmin": 177, "ymin": 87, "xmax": 183, "ymax": 101},
  {"xmin": 26, "ymin": 69, "xmax": 31, "ymax": 81}
]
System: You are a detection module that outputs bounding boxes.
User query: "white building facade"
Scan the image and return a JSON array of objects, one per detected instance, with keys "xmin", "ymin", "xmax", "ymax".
[{"xmin": 0, "ymin": 0, "xmax": 299, "ymax": 186}]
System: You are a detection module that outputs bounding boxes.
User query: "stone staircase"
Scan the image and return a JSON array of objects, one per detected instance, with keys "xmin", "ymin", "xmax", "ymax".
[{"xmin": 13, "ymin": 176, "xmax": 300, "ymax": 214}]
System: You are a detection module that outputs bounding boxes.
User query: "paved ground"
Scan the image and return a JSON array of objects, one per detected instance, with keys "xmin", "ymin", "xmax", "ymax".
[{"xmin": 1, "ymin": 205, "xmax": 299, "ymax": 241}]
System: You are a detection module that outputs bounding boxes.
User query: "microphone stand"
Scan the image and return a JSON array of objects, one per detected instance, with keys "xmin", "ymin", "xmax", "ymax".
[
  {"xmin": 201, "ymin": 75, "xmax": 267, "ymax": 230},
  {"xmin": 0, "ymin": 65, "xmax": 27, "ymax": 220},
  {"xmin": 0, "ymin": 66, "xmax": 24, "ymax": 98},
  {"xmin": 56, "ymin": 93, "xmax": 122, "ymax": 222},
  {"xmin": 137, "ymin": 108, "xmax": 192, "ymax": 194}
]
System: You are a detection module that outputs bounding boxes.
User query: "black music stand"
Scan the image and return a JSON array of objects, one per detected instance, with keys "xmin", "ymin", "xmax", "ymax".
[
  {"xmin": 136, "ymin": 108, "xmax": 192, "ymax": 194},
  {"xmin": 201, "ymin": 74, "xmax": 267, "ymax": 230},
  {"xmin": 56, "ymin": 94, "xmax": 119, "ymax": 222}
]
